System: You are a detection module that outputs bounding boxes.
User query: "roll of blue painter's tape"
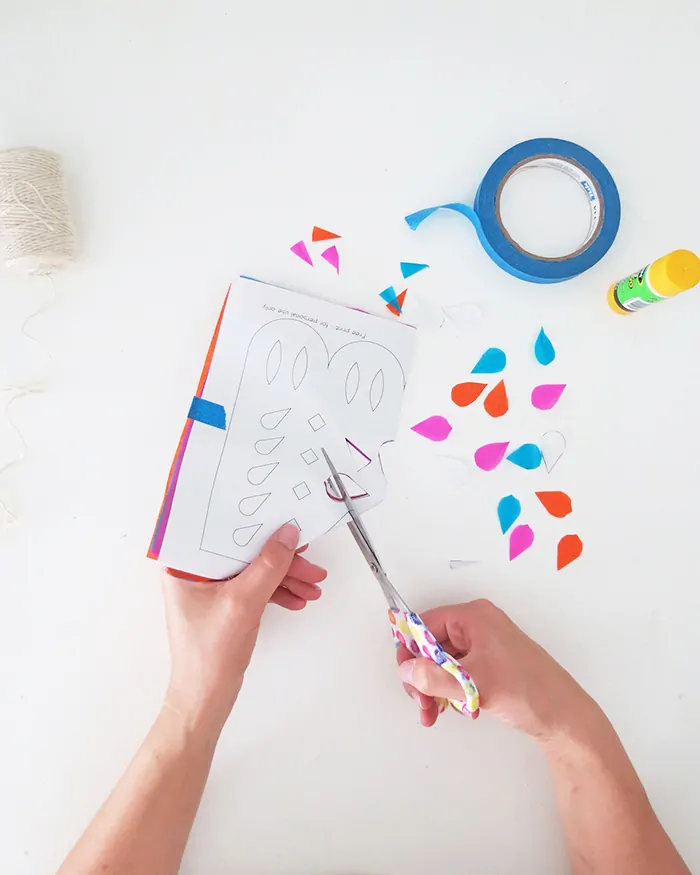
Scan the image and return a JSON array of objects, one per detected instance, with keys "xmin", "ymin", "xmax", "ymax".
[{"xmin": 405, "ymin": 138, "xmax": 620, "ymax": 284}]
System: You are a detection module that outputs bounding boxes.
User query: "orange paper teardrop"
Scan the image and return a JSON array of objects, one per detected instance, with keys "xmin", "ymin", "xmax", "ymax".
[
  {"xmin": 451, "ymin": 381, "xmax": 487, "ymax": 407},
  {"xmin": 536, "ymin": 490, "xmax": 573, "ymax": 518},
  {"xmin": 557, "ymin": 534, "xmax": 583, "ymax": 570},
  {"xmin": 312, "ymin": 226, "xmax": 341, "ymax": 242},
  {"xmin": 483, "ymin": 380, "xmax": 509, "ymax": 418}
]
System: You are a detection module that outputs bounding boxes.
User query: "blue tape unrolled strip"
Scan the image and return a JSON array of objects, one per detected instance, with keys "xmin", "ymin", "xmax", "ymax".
[
  {"xmin": 188, "ymin": 396, "xmax": 226, "ymax": 430},
  {"xmin": 405, "ymin": 138, "xmax": 620, "ymax": 284}
]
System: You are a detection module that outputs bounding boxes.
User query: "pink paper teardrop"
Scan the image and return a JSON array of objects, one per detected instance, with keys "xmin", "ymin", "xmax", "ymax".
[
  {"xmin": 509, "ymin": 524, "xmax": 534, "ymax": 560},
  {"xmin": 411, "ymin": 415, "xmax": 452, "ymax": 442},
  {"xmin": 321, "ymin": 245, "xmax": 340, "ymax": 273},
  {"xmin": 474, "ymin": 441, "xmax": 509, "ymax": 471},
  {"xmin": 531, "ymin": 384, "xmax": 566, "ymax": 411}
]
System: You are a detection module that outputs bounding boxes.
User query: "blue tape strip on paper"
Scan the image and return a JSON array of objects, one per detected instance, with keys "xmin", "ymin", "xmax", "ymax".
[
  {"xmin": 188, "ymin": 396, "xmax": 226, "ymax": 430},
  {"xmin": 405, "ymin": 138, "xmax": 620, "ymax": 284}
]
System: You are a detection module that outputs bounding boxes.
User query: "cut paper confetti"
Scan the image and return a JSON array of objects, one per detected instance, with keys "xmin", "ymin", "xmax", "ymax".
[
  {"xmin": 483, "ymin": 380, "xmax": 509, "ymax": 418},
  {"xmin": 540, "ymin": 431, "xmax": 566, "ymax": 473},
  {"xmin": 290, "ymin": 240, "xmax": 313, "ymax": 266},
  {"xmin": 387, "ymin": 290, "xmax": 407, "ymax": 317},
  {"xmin": 400, "ymin": 262, "xmax": 429, "ymax": 279},
  {"xmin": 536, "ymin": 491, "xmax": 573, "ymax": 518},
  {"xmin": 312, "ymin": 226, "xmax": 341, "ymax": 242},
  {"xmin": 449, "ymin": 560, "xmax": 480, "ymax": 570},
  {"xmin": 498, "ymin": 495, "xmax": 521, "ymax": 534},
  {"xmin": 380, "ymin": 286, "xmax": 399, "ymax": 307},
  {"xmin": 557, "ymin": 534, "xmax": 583, "ymax": 570},
  {"xmin": 441, "ymin": 303, "xmax": 483, "ymax": 333},
  {"xmin": 471, "ymin": 347, "xmax": 506, "ymax": 374},
  {"xmin": 534, "ymin": 327, "xmax": 556, "ymax": 366},
  {"xmin": 321, "ymin": 245, "xmax": 340, "ymax": 274},
  {"xmin": 451, "ymin": 381, "xmax": 487, "ymax": 408},
  {"xmin": 474, "ymin": 441, "xmax": 509, "ymax": 471},
  {"xmin": 411, "ymin": 415, "xmax": 452, "ymax": 442},
  {"xmin": 531, "ymin": 384, "xmax": 566, "ymax": 411},
  {"xmin": 506, "ymin": 443, "xmax": 542, "ymax": 470},
  {"xmin": 509, "ymin": 524, "xmax": 534, "ymax": 561}
]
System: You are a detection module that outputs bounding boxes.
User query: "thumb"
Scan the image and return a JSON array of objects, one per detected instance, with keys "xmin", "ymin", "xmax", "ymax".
[
  {"xmin": 398, "ymin": 657, "xmax": 466, "ymax": 701},
  {"xmin": 232, "ymin": 524, "xmax": 299, "ymax": 607}
]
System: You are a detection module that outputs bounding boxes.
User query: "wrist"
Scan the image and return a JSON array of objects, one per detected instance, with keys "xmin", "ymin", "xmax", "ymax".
[
  {"xmin": 540, "ymin": 695, "xmax": 614, "ymax": 763},
  {"xmin": 163, "ymin": 679, "xmax": 241, "ymax": 745}
]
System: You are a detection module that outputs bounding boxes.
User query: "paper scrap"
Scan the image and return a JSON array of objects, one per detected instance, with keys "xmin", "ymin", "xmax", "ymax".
[
  {"xmin": 321, "ymin": 245, "xmax": 340, "ymax": 273},
  {"xmin": 188, "ymin": 396, "xmax": 226, "ymax": 430},
  {"xmin": 380, "ymin": 286, "xmax": 399, "ymax": 307},
  {"xmin": 325, "ymin": 473, "xmax": 369, "ymax": 501},
  {"xmin": 411, "ymin": 415, "xmax": 452, "ymax": 442},
  {"xmin": 498, "ymin": 494, "xmax": 521, "ymax": 534},
  {"xmin": 509, "ymin": 524, "xmax": 534, "ymax": 560},
  {"xmin": 474, "ymin": 441, "xmax": 509, "ymax": 471},
  {"xmin": 540, "ymin": 431, "xmax": 566, "ymax": 473},
  {"xmin": 387, "ymin": 290, "xmax": 407, "ymax": 317},
  {"xmin": 400, "ymin": 262, "xmax": 429, "ymax": 279},
  {"xmin": 451, "ymin": 381, "xmax": 487, "ymax": 408},
  {"xmin": 449, "ymin": 559, "xmax": 480, "ymax": 570},
  {"xmin": 534, "ymin": 327, "xmax": 555, "ymax": 366},
  {"xmin": 507, "ymin": 443, "xmax": 542, "ymax": 470},
  {"xmin": 312, "ymin": 226, "xmax": 341, "ymax": 242},
  {"xmin": 471, "ymin": 347, "xmax": 506, "ymax": 374},
  {"xmin": 536, "ymin": 490, "xmax": 573, "ymax": 518},
  {"xmin": 557, "ymin": 534, "xmax": 583, "ymax": 570},
  {"xmin": 441, "ymin": 303, "xmax": 483, "ymax": 333},
  {"xmin": 290, "ymin": 240, "xmax": 313, "ymax": 266},
  {"xmin": 531, "ymin": 384, "xmax": 566, "ymax": 411},
  {"xmin": 483, "ymin": 380, "xmax": 509, "ymax": 418}
]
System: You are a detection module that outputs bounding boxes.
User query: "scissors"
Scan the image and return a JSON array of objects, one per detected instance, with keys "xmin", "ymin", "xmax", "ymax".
[{"xmin": 322, "ymin": 449, "xmax": 480, "ymax": 718}]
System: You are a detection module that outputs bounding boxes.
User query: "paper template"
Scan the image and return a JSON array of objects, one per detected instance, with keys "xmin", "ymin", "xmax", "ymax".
[{"xmin": 153, "ymin": 277, "xmax": 416, "ymax": 579}]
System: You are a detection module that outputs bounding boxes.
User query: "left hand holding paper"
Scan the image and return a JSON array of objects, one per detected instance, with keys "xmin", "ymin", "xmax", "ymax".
[{"xmin": 162, "ymin": 524, "xmax": 327, "ymax": 734}]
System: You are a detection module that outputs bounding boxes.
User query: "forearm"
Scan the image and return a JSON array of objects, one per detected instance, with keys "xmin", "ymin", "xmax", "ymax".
[
  {"xmin": 544, "ymin": 703, "xmax": 690, "ymax": 875},
  {"xmin": 57, "ymin": 706, "xmax": 220, "ymax": 875}
]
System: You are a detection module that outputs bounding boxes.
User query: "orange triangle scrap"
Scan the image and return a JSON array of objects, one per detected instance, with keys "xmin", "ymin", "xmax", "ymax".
[
  {"xmin": 387, "ymin": 289, "xmax": 406, "ymax": 316},
  {"xmin": 536, "ymin": 490, "xmax": 572, "ymax": 518},
  {"xmin": 483, "ymin": 380, "xmax": 509, "ymax": 418},
  {"xmin": 312, "ymin": 226, "xmax": 341, "ymax": 242},
  {"xmin": 557, "ymin": 534, "xmax": 583, "ymax": 570}
]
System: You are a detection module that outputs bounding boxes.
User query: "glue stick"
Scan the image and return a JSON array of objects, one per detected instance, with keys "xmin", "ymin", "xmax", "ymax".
[{"xmin": 608, "ymin": 250, "xmax": 700, "ymax": 314}]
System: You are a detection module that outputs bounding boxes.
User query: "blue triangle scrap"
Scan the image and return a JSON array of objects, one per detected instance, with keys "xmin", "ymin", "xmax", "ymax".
[
  {"xmin": 400, "ymin": 262, "xmax": 430, "ymax": 279},
  {"xmin": 380, "ymin": 286, "xmax": 401, "ymax": 309}
]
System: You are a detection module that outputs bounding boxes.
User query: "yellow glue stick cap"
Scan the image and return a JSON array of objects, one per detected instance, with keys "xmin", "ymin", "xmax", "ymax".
[{"xmin": 649, "ymin": 249, "xmax": 700, "ymax": 297}]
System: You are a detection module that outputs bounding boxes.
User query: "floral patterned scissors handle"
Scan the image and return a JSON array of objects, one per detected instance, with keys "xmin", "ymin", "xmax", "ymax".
[{"xmin": 321, "ymin": 449, "xmax": 480, "ymax": 718}]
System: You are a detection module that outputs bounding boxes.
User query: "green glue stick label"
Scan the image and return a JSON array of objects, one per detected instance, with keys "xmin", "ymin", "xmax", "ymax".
[{"xmin": 611, "ymin": 265, "xmax": 663, "ymax": 312}]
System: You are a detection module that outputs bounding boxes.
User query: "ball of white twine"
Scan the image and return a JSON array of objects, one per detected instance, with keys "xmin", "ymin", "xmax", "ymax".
[{"xmin": 0, "ymin": 147, "xmax": 76, "ymax": 274}]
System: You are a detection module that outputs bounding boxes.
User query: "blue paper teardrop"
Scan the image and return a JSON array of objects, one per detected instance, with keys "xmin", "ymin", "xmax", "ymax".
[
  {"xmin": 497, "ymin": 495, "xmax": 522, "ymax": 534},
  {"xmin": 506, "ymin": 443, "xmax": 543, "ymax": 470},
  {"xmin": 471, "ymin": 347, "xmax": 506, "ymax": 374},
  {"xmin": 534, "ymin": 327, "xmax": 556, "ymax": 366}
]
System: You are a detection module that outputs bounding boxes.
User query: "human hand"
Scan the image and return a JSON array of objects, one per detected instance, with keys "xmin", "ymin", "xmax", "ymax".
[
  {"xmin": 396, "ymin": 599, "xmax": 599, "ymax": 742},
  {"xmin": 162, "ymin": 524, "xmax": 326, "ymax": 735}
]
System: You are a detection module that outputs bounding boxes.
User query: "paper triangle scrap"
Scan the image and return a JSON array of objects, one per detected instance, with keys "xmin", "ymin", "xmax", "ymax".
[
  {"xmin": 400, "ymin": 261, "xmax": 429, "ymax": 279},
  {"xmin": 290, "ymin": 240, "xmax": 313, "ymax": 266},
  {"xmin": 387, "ymin": 289, "xmax": 407, "ymax": 316},
  {"xmin": 321, "ymin": 245, "xmax": 339, "ymax": 273},
  {"xmin": 312, "ymin": 226, "xmax": 341, "ymax": 242}
]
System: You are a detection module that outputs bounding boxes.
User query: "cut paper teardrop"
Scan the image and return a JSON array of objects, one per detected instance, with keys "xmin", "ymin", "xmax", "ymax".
[
  {"xmin": 233, "ymin": 523, "xmax": 263, "ymax": 547},
  {"xmin": 290, "ymin": 240, "xmax": 313, "ymax": 266},
  {"xmin": 535, "ymin": 491, "xmax": 573, "ymax": 518},
  {"xmin": 442, "ymin": 303, "xmax": 483, "ymax": 333},
  {"xmin": 321, "ymin": 245, "xmax": 340, "ymax": 273},
  {"xmin": 540, "ymin": 431, "xmax": 566, "ymax": 473},
  {"xmin": 557, "ymin": 534, "xmax": 583, "ymax": 570},
  {"xmin": 312, "ymin": 226, "xmax": 341, "ymax": 242},
  {"xmin": 449, "ymin": 560, "xmax": 480, "ymax": 570},
  {"xmin": 531, "ymin": 384, "xmax": 566, "ymax": 411},
  {"xmin": 451, "ymin": 381, "xmax": 487, "ymax": 408},
  {"xmin": 238, "ymin": 493, "xmax": 271, "ymax": 516},
  {"xmin": 471, "ymin": 347, "xmax": 506, "ymax": 374},
  {"xmin": 506, "ymin": 443, "xmax": 542, "ymax": 470},
  {"xmin": 534, "ymin": 327, "xmax": 555, "ymax": 366},
  {"xmin": 509, "ymin": 524, "xmax": 534, "ymax": 561},
  {"xmin": 260, "ymin": 408, "xmax": 291, "ymax": 429},
  {"xmin": 387, "ymin": 290, "xmax": 407, "ymax": 316},
  {"xmin": 483, "ymin": 380, "xmax": 509, "ymax": 418},
  {"xmin": 474, "ymin": 441, "xmax": 509, "ymax": 471},
  {"xmin": 411, "ymin": 415, "xmax": 452, "ymax": 442},
  {"xmin": 497, "ymin": 495, "xmax": 521, "ymax": 534},
  {"xmin": 325, "ymin": 473, "xmax": 369, "ymax": 501},
  {"xmin": 247, "ymin": 462, "xmax": 279, "ymax": 485},
  {"xmin": 255, "ymin": 436, "xmax": 285, "ymax": 455},
  {"xmin": 400, "ymin": 261, "xmax": 429, "ymax": 279}
]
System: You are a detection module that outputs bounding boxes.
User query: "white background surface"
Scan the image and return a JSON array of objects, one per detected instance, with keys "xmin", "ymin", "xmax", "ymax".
[{"xmin": 1, "ymin": 2, "xmax": 699, "ymax": 873}]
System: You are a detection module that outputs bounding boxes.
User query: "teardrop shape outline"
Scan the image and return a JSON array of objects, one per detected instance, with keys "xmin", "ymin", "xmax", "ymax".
[
  {"xmin": 238, "ymin": 493, "xmax": 271, "ymax": 516},
  {"xmin": 232, "ymin": 523, "xmax": 263, "ymax": 547},
  {"xmin": 247, "ymin": 462, "xmax": 279, "ymax": 485},
  {"xmin": 260, "ymin": 408, "xmax": 291, "ymax": 430},
  {"xmin": 255, "ymin": 436, "xmax": 285, "ymax": 456}
]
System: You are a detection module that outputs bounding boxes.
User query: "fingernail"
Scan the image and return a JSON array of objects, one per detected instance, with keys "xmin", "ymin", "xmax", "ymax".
[
  {"xmin": 398, "ymin": 661, "xmax": 415, "ymax": 684},
  {"xmin": 276, "ymin": 523, "xmax": 300, "ymax": 549}
]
